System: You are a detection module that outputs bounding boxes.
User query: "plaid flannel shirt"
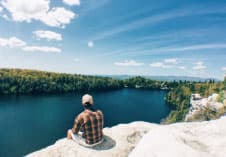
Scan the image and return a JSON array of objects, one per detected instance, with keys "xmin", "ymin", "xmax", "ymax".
[{"xmin": 72, "ymin": 109, "xmax": 104, "ymax": 144}]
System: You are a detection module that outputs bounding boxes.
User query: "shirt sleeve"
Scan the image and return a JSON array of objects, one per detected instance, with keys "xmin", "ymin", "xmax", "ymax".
[
  {"xmin": 98, "ymin": 110, "xmax": 104, "ymax": 128},
  {"xmin": 72, "ymin": 114, "xmax": 83, "ymax": 134},
  {"xmin": 102, "ymin": 112, "xmax": 104, "ymax": 128}
]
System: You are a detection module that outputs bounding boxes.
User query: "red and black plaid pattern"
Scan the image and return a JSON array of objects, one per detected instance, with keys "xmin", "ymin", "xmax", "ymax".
[{"xmin": 72, "ymin": 109, "xmax": 104, "ymax": 144}]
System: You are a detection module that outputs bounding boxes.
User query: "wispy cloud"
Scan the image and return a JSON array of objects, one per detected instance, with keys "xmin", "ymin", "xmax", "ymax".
[
  {"xmin": 178, "ymin": 66, "xmax": 186, "ymax": 70},
  {"xmin": 150, "ymin": 62, "xmax": 171, "ymax": 69},
  {"xmin": 79, "ymin": 0, "xmax": 110, "ymax": 15},
  {"xmin": 164, "ymin": 58, "xmax": 178, "ymax": 64},
  {"xmin": 114, "ymin": 60, "xmax": 144, "ymax": 66},
  {"xmin": 222, "ymin": 67, "xmax": 226, "ymax": 71},
  {"xmin": 74, "ymin": 58, "xmax": 80, "ymax": 62},
  {"xmin": 167, "ymin": 44, "xmax": 226, "ymax": 52},
  {"xmin": 92, "ymin": 6, "xmax": 226, "ymax": 41},
  {"xmin": 150, "ymin": 58, "xmax": 184, "ymax": 69},
  {"xmin": 0, "ymin": 36, "xmax": 62, "ymax": 54},
  {"xmin": 92, "ymin": 24, "xmax": 226, "ymax": 58},
  {"xmin": 1, "ymin": 14, "xmax": 9, "ymax": 20},
  {"xmin": 23, "ymin": 46, "xmax": 61, "ymax": 53},
  {"xmin": 0, "ymin": 37, "xmax": 26, "ymax": 47},
  {"xmin": 192, "ymin": 61, "xmax": 206, "ymax": 70},
  {"xmin": 33, "ymin": 30, "xmax": 62, "ymax": 41},
  {"xmin": 112, "ymin": 43, "xmax": 226, "ymax": 58}
]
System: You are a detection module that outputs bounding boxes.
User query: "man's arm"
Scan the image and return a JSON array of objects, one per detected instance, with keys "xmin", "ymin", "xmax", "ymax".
[
  {"xmin": 67, "ymin": 114, "xmax": 84, "ymax": 139},
  {"xmin": 72, "ymin": 114, "xmax": 83, "ymax": 134}
]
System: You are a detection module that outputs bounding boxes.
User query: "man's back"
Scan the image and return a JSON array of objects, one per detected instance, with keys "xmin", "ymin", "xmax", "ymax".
[{"xmin": 73, "ymin": 109, "xmax": 104, "ymax": 144}]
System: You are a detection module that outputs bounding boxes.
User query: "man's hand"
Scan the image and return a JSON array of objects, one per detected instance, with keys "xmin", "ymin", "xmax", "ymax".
[{"xmin": 67, "ymin": 129, "xmax": 73, "ymax": 139}]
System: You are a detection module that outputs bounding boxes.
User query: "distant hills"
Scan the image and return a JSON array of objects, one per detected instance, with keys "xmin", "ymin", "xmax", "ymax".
[{"xmin": 101, "ymin": 75, "xmax": 219, "ymax": 82}]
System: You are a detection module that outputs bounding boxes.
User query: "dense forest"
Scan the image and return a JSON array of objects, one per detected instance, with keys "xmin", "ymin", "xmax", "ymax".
[
  {"xmin": 164, "ymin": 78, "xmax": 226, "ymax": 123},
  {"xmin": 123, "ymin": 76, "xmax": 180, "ymax": 89},
  {"xmin": 0, "ymin": 69, "xmax": 124, "ymax": 94},
  {"xmin": 124, "ymin": 76, "xmax": 163, "ymax": 89},
  {"xmin": 0, "ymin": 69, "xmax": 171, "ymax": 94}
]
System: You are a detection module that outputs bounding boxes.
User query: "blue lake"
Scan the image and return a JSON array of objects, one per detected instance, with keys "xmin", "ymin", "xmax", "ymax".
[{"xmin": 0, "ymin": 89, "xmax": 171, "ymax": 157}]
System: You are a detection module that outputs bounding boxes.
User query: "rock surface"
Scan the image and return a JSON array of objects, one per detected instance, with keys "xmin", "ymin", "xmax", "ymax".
[
  {"xmin": 129, "ymin": 116, "xmax": 226, "ymax": 157},
  {"xmin": 28, "ymin": 117, "xmax": 226, "ymax": 157},
  {"xmin": 27, "ymin": 122, "xmax": 154, "ymax": 157},
  {"xmin": 185, "ymin": 92, "xmax": 226, "ymax": 121}
]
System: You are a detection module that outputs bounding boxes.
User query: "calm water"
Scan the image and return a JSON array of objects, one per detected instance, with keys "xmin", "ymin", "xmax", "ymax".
[{"xmin": 0, "ymin": 89, "xmax": 171, "ymax": 157}]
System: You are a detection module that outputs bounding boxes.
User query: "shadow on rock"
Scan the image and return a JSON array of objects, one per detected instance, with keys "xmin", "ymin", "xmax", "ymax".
[{"xmin": 92, "ymin": 135, "xmax": 116, "ymax": 151}]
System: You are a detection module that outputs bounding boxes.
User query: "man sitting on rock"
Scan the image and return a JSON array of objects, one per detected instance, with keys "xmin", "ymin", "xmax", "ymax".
[{"xmin": 67, "ymin": 94, "xmax": 104, "ymax": 147}]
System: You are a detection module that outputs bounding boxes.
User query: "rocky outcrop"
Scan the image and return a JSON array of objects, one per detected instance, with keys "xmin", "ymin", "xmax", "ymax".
[
  {"xmin": 129, "ymin": 116, "xmax": 226, "ymax": 157},
  {"xmin": 28, "ymin": 117, "xmax": 226, "ymax": 157},
  {"xmin": 27, "ymin": 122, "xmax": 155, "ymax": 157},
  {"xmin": 185, "ymin": 92, "xmax": 226, "ymax": 121}
]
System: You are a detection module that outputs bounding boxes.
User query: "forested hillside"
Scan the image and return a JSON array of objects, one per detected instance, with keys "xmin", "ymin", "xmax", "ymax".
[
  {"xmin": 0, "ymin": 69, "xmax": 123, "ymax": 94},
  {"xmin": 165, "ymin": 78, "xmax": 226, "ymax": 123},
  {"xmin": 123, "ymin": 76, "xmax": 162, "ymax": 89}
]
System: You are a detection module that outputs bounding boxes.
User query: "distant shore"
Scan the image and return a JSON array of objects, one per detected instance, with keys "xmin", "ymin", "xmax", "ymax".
[{"xmin": 0, "ymin": 68, "xmax": 225, "ymax": 124}]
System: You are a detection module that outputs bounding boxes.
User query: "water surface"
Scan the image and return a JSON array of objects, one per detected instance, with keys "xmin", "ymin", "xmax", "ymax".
[{"xmin": 0, "ymin": 89, "xmax": 170, "ymax": 157}]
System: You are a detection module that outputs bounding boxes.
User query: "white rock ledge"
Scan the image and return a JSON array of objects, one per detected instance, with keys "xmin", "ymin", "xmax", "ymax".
[
  {"xmin": 130, "ymin": 117, "xmax": 226, "ymax": 157},
  {"xmin": 27, "ymin": 117, "xmax": 226, "ymax": 157},
  {"xmin": 27, "ymin": 122, "xmax": 154, "ymax": 157}
]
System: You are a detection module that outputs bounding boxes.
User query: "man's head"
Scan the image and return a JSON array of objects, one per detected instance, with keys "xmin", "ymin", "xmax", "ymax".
[{"xmin": 82, "ymin": 94, "xmax": 94, "ymax": 106}]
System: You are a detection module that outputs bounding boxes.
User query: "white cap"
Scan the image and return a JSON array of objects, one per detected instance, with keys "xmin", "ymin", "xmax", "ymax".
[{"xmin": 82, "ymin": 94, "xmax": 94, "ymax": 105}]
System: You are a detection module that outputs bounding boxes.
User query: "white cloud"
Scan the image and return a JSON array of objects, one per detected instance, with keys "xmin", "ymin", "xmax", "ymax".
[
  {"xmin": 0, "ymin": 6, "xmax": 3, "ymax": 12},
  {"xmin": 2, "ymin": 14, "xmax": 9, "ymax": 20},
  {"xmin": 222, "ymin": 67, "xmax": 226, "ymax": 71},
  {"xmin": 33, "ymin": 30, "xmax": 62, "ymax": 41},
  {"xmin": 178, "ymin": 66, "xmax": 186, "ymax": 70},
  {"xmin": 41, "ymin": 7, "xmax": 75, "ymax": 28},
  {"xmin": 150, "ymin": 62, "xmax": 163, "ymax": 67},
  {"xmin": 1, "ymin": 0, "xmax": 49, "ymax": 22},
  {"xmin": 164, "ymin": 58, "xmax": 178, "ymax": 64},
  {"xmin": 192, "ymin": 61, "xmax": 206, "ymax": 70},
  {"xmin": 114, "ymin": 60, "xmax": 144, "ymax": 66},
  {"xmin": 23, "ymin": 46, "xmax": 61, "ymax": 53},
  {"xmin": 88, "ymin": 41, "xmax": 94, "ymax": 48},
  {"xmin": 74, "ymin": 58, "xmax": 80, "ymax": 62},
  {"xmin": 0, "ymin": 36, "xmax": 61, "ymax": 53},
  {"xmin": 0, "ymin": 37, "xmax": 26, "ymax": 47},
  {"xmin": 1, "ymin": 0, "xmax": 76, "ymax": 28},
  {"xmin": 196, "ymin": 61, "xmax": 203, "ymax": 65},
  {"xmin": 63, "ymin": 0, "xmax": 80, "ymax": 6},
  {"xmin": 150, "ymin": 62, "xmax": 171, "ymax": 68}
]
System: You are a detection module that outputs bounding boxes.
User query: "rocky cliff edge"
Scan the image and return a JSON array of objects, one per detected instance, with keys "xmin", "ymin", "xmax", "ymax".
[{"xmin": 27, "ymin": 117, "xmax": 226, "ymax": 157}]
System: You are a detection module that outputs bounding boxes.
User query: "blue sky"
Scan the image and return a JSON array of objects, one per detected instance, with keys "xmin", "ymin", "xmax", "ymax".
[{"xmin": 0, "ymin": 0, "xmax": 226, "ymax": 79}]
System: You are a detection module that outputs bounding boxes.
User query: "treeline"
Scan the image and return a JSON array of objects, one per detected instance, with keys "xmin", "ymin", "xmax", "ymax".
[
  {"xmin": 123, "ymin": 76, "xmax": 182, "ymax": 89},
  {"xmin": 0, "ymin": 70, "xmax": 173, "ymax": 94},
  {"xmin": 124, "ymin": 76, "xmax": 163, "ymax": 89},
  {"xmin": 164, "ymin": 78, "xmax": 226, "ymax": 123},
  {"xmin": 0, "ymin": 69, "xmax": 124, "ymax": 94}
]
